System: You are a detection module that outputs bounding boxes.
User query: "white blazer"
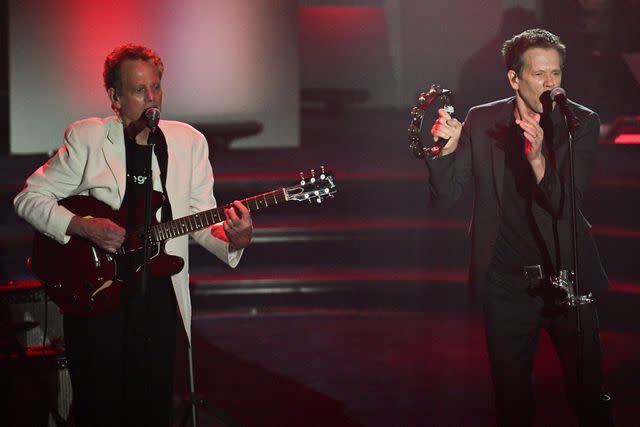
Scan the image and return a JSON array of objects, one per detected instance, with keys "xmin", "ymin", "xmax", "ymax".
[{"xmin": 14, "ymin": 116, "xmax": 242, "ymax": 340}]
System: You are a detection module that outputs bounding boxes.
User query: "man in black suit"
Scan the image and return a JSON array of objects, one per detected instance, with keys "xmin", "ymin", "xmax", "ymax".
[{"xmin": 427, "ymin": 29, "xmax": 612, "ymax": 426}]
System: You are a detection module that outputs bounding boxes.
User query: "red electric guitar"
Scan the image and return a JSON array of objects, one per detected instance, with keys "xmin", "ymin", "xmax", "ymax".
[{"xmin": 29, "ymin": 168, "xmax": 336, "ymax": 317}]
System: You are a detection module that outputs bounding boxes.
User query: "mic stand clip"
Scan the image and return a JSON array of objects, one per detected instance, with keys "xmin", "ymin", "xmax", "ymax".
[{"xmin": 551, "ymin": 269, "xmax": 593, "ymax": 307}]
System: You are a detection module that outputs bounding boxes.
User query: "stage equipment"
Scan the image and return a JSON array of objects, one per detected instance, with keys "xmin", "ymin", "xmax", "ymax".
[{"xmin": 0, "ymin": 280, "xmax": 73, "ymax": 426}]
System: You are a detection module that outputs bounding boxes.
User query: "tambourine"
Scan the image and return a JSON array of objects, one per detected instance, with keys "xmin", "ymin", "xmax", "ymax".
[{"xmin": 407, "ymin": 84, "xmax": 455, "ymax": 159}]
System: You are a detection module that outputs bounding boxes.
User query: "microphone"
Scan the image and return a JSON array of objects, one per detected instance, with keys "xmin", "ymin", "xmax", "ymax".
[
  {"xmin": 144, "ymin": 107, "xmax": 161, "ymax": 131},
  {"xmin": 550, "ymin": 87, "xmax": 579, "ymax": 131}
]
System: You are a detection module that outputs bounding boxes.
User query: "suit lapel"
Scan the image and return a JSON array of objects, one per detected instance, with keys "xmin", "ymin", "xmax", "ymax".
[
  {"xmin": 491, "ymin": 136, "xmax": 505, "ymax": 208},
  {"xmin": 103, "ymin": 118, "xmax": 127, "ymax": 205},
  {"xmin": 490, "ymin": 98, "xmax": 516, "ymax": 208},
  {"xmin": 165, "ymin": 131, "xmax": 177, "ymax": 200}
]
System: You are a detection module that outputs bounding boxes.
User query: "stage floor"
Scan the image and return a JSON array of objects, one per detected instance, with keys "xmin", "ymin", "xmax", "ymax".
[{"xmin": 174, "ymin": 304, "xmax": 639, "ymax": 427}]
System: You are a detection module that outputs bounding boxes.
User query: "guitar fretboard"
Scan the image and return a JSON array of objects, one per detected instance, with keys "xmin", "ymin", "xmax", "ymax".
[{"xmin": 151, "ymin": 188, "xmax": 287, "ymax": 242}]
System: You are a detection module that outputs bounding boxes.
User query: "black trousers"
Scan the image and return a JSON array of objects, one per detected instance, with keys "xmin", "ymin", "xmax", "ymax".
[
  {"xmin": 483, "ymin": 269, "xmax": 608, "ymax": 427},
  {"xmin": 63, "ymin": 278, "xmax": 178, "ymax": 427}
]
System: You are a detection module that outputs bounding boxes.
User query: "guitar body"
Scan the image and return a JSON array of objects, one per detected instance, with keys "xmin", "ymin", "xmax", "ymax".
[{"xmin": 30, "ymin": 194, "xmax": 184, "ymax": 317}]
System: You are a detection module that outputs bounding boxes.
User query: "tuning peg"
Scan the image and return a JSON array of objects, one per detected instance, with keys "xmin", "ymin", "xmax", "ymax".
[
  {"xmin": 299, "ymin": 172, "xmax": 305, "ymax": 185},
  {"xmin": 310, "ymin": 168, "xmax": 316, "ymax": 183},
  {"xmin": 320, "ymin": 165, "xmax": 326, "ymax": 179},
  {"xmin": 316, "ymin": 198, "xmax": 323, "ymax": 204}
]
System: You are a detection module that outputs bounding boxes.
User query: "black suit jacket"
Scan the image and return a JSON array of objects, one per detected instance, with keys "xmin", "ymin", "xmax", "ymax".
[{"xmin": 426, "ymin": 97, "xmax": 607, "ymax": 295}]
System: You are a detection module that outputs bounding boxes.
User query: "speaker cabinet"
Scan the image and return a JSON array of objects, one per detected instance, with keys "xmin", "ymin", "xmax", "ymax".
[
  {"xmin": 1, "ymin": 283, "xmax": 73, "ymax": 426},
  {"xmin": 5, "ymin": 286, "xmax": 64, "ymax": 349}
]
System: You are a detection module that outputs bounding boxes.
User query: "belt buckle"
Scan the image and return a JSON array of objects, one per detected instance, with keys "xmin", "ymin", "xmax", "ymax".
[{"xmin": 523, "ymin": 264, "xmax": 544, "ymax": 281}]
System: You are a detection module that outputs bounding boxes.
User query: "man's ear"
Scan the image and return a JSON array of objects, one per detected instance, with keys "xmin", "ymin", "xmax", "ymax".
[
  {"xmin": 107, "ymin": 87, "xmax": 120, "ymax": 111},
  {"xmin": 507, "ymin": 70, "xmax": 519, "ymax": 91}
]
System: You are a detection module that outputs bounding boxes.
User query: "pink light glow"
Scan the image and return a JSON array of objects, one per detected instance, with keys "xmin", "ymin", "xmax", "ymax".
[{"xmin": 613, "ymin": 134, "xmax": 640, "ymax": 144}]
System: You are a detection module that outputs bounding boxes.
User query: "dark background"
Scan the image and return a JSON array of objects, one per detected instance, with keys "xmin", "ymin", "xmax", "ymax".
[{"xmin": 1, "ymin": 1, "xmax": 640, "ymax": 426}]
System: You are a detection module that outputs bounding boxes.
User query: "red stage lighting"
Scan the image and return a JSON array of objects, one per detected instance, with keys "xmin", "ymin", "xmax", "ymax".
[{"xmin": 604, "ymin": 115, "xmax": 640, "ymax": 144}]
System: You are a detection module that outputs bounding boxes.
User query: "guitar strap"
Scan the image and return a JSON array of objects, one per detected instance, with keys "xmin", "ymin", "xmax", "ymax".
[{"xmin": 152, "ymin": 129, "xmax": 173, "ymax": 222}]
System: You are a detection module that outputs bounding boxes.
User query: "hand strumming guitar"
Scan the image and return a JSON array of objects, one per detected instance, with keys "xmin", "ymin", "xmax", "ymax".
[{"xmin": 67, "ymin": 216, "xmax": 126, "ymax": 254}]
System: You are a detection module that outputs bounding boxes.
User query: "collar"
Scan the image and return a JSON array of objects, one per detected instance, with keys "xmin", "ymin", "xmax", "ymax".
[{"xmin": 106, "ymin": 116, "xmax": 125, "ymax": 146}]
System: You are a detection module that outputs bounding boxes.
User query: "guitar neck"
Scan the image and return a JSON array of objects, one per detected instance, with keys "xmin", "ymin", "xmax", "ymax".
[{"xmin": 150, "ymin": 188, "xmax": 287, "ymax": 242}]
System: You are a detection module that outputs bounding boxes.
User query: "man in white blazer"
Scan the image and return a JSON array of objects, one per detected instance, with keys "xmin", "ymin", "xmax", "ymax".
[{"xmin": 14, "ymin": 44, "xmax": 252, "ymax": 426}]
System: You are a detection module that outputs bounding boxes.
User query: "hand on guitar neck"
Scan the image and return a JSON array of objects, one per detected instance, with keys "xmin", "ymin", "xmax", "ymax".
[
  {"xmin": 223, "ymin": 200, "xmax": 253, "ymax": 252},
  {"xmin": 67, "ymin": 216, "xmax": 126, "ymax": 254}
]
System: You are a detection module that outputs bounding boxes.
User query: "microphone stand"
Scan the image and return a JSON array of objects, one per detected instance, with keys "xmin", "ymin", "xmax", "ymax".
[
  {"xmin": 179, "ymin": 336, "xmax": 241, "ymax": 427},
  {"xmin": 138, "ymin": 122, "xmax": 157, "ymax": 420},
  {"xmin": 140, "ymin": 126, "xmax": 157, "ymax": 300},
  {"xmin": 567, "ymin": 126, "xmax": 585, "ymax": 419},
  {"xmin": 140, "ymin": 107, "xmax": 160, "ymax": 300},
  {"xmin": 558, "ymin": 104, "xmax": 593, "ymax": 424}
]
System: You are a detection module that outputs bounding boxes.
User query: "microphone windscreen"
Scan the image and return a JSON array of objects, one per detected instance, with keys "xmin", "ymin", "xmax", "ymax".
[
  {"xmin": 145, "ymin": 107, "xmax": 161, "ymax": 129},
  {"xmin": 550, "ymin": 87, "xmax": 566, "ymax": 101}
]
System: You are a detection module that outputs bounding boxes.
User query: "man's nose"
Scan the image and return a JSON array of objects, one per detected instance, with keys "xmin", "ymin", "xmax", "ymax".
[
  {"xmin": 544, "ymin": 75, "xmax": 557, "ymax": 88},
  {"xmin": 145, "ymin": 87, "xmax": 154, "ymax": 101}
]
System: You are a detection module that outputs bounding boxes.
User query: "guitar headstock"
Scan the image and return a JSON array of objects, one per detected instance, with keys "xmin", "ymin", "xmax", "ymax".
[{"xmin": 285, "ymin": 166, "xmax": 337, "ymax": 203}]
